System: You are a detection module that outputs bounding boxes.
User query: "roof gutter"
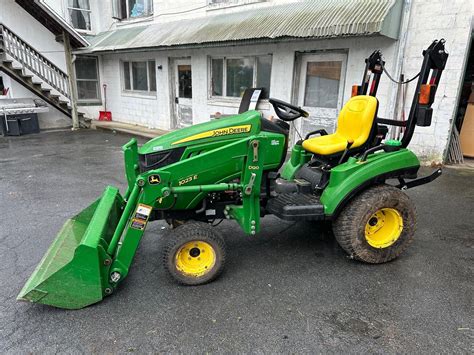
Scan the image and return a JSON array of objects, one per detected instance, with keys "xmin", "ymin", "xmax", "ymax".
[{"xmin": 73, "ymin": 33, "xmax": 384, "ymax": 56}]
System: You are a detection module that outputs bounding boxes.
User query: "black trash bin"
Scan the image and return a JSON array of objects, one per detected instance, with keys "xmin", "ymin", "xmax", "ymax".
[{"xmin": 1, "ymin": 113, "xmax": 40, "ymax": 136}]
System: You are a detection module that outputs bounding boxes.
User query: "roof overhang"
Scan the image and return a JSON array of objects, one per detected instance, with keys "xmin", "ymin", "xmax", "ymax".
[
  {"xmin": 15, "ymin": 0, "xmax": 89, "ymax": 48},
  {"xmin": 77, "ymin": 0, "xmax": 403, "ymax": 55}
]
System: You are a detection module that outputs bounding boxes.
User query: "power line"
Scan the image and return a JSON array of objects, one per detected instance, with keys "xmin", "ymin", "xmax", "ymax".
[{"xmin": 152, "ymin": 4, "xmax": 209, "ymax": 18}]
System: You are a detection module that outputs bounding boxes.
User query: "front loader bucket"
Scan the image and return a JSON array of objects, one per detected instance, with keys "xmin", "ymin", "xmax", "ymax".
[{"xmin": 17, "ymin": 186, "xmax": 124, "ymax": 309}]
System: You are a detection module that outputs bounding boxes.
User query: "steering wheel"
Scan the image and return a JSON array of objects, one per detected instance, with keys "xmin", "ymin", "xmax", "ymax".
[{"xmin": 269, "ymin": 98, "xmax": 309, "ymax": 122}]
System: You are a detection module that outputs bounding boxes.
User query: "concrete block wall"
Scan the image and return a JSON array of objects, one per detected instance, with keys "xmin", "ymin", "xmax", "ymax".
[
  {"xmin": 94, "ymin": 52, "xmax": 166, "ymax": 129},
  {"xmin": 401, "ymin": 0, "xmax": 473, "ymax": 162},
  {"xmin": 89, "ymin": 36, "xmax": 397, "ymax": 134},
  {"xmin": 24, "ymin": 0, "xmax": 470, "ymax": 164}
]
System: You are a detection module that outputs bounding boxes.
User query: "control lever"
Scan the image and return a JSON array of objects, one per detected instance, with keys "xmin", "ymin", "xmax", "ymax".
[{"xmin": 338, "ymin": 140, "xmax": 354, "ymax": 165}]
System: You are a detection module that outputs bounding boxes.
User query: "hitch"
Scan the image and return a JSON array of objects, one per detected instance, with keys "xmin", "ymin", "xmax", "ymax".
[{"xmin": 396, "ymin": 168, "xmax": 442, "ymax": 190}]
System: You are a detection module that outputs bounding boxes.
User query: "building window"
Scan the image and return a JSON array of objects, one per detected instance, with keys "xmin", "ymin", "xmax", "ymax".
[
  {"xmin": 210, "ymin": 55, "xmax": 272, "ymax": 98},
  {"xmin": 122, "ymin": 60, "xmax": 156, "ymax": 93},
  {"xmin": 75, "ymin": 56, "xmax": 100, "ymax": 101},
  {"xmin": 304, "ymin": 61, "xmax": 342, "ymax": 108},
  {"xmin": 68, "ymin": 0, "xmax": 92, "ymax": 31},
  {"xmin": 113, "ymin": 0, "xmax": 153, "ymax": 20}
]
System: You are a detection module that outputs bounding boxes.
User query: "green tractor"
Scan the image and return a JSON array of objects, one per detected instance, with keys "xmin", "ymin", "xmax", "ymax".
[{"xmin": 18, "ymin": 40, "xmax": 448, "ymax": 309}]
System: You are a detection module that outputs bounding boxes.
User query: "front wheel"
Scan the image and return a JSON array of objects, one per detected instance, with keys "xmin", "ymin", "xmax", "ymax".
[
  {"xmin": 163, "ymin": 222, "xmax": 226, "ymax": 285},
  {"xmin": 333, "ymin": 185, "xmax": 416, "ymax": 263}
]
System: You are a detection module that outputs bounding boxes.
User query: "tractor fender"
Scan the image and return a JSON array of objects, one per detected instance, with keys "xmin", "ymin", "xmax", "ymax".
[{"xmin": 321, "ymin": 149, "xmax": 420, "ymax": 219}]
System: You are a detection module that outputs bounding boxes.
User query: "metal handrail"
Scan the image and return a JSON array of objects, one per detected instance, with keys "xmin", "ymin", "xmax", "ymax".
[{"xmin": 0, "ymin": 23, "xmax": 70, "ymax": 98}]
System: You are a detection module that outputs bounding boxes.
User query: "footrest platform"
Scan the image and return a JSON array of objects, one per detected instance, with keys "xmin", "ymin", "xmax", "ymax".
[{"xmin": 266, "ymin": 193, "xmax": 325, "ymax": 221}]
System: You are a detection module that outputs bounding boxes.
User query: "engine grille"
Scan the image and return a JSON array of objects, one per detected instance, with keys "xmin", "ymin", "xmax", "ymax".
[{"xmin": 139, "ymin": 147, "xmax": 185, "ymax": 172}]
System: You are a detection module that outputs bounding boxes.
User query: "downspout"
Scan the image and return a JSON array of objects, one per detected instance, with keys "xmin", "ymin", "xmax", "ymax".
[{"xmin": 387, "ymin": 0, "xmax": 413, "ymax": 139}]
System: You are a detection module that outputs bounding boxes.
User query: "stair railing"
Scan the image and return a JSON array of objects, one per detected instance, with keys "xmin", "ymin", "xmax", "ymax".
[{"xmin": 0, "ymin": 23, "xmax": 70, "ymax": 99}]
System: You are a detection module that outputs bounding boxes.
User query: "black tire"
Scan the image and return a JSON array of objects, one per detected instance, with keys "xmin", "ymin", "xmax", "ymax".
[
  {"xmin": 333, "ymin": 185, "xmax": 416, "ymax": 264},
  {"xmin": 163, "ymin": 222, "xmax": 226, "ymax": 285}
]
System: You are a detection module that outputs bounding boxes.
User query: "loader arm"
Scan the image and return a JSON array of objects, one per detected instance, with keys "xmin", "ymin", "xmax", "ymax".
[
  {"xmin": 18, "ymin": 134, "xmax": 267, "ymax": 309},
  {"xmin": 108, "ymin": 136, "xmax": 266, "ymax": 284}
]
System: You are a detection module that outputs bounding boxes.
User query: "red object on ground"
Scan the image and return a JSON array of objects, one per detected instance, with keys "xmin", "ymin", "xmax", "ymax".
[
  {"xmin": 99, "ymin": 111, "xmax": 112, "ymax": 121},
  {"xmin": 99, "ymin": 84, "xmax": 112, "ymax": 121}
]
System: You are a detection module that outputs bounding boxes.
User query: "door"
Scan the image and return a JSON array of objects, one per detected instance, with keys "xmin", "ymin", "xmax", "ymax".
[
  {"xmin": 295, "ymin": 53, "xmax": 347, "ymax": 140},
  {"xmin": 173, "ymin": 59, "xmax": 193, "ymax": 128}
]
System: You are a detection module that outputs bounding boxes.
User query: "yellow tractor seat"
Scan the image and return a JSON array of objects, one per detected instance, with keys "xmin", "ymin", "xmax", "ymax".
[{"xmin": 302, "ymin": 96, "xmax": 378, "ymax": 156}]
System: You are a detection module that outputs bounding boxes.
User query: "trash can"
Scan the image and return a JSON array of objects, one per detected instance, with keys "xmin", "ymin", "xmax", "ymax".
[{"xmin": 1, "ymin": 113, "xmax": 40, "ymax": 136}]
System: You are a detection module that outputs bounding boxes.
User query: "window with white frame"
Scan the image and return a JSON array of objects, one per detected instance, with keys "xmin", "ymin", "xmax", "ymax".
[
  {"xmin": 75, "ymin": 56, "xmax": 100, "ymax": 101},
  {"xmin": 210, "ymin": 55, "xmax": 272, "ymax": 99},
  {"xmin": 122, "ymin": 60, "xmax": 156, "ymax": 94},
  {"xmin": 68, "ymin": 0, "xmax": 92, "ymax": 31},
  {"xmin": 113, "ymin": 0, "xmax": 153, "ymax": 20}
]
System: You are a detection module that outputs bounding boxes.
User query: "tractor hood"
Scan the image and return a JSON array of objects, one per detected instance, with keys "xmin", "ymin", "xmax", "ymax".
[{"xmin": 139, "ymin": 111, "xmax": 262, "ymax": 155}]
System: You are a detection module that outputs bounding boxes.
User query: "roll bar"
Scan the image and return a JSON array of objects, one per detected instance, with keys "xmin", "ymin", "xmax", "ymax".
[
  {"xmin": 400, "ymin": 39, "xmax": 449, "ymax": 147},
  {"xmin": 354, "ymin": 50, "xmax": 385, "ymax": 97},
  {"xmin": 364, "ymin": 40, "xmax": 448, "ymax": 148}
]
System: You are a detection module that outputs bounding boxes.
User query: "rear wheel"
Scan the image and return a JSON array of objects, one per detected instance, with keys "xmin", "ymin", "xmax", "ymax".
[
  {"xmin": 333, "ymin": 185, "xmax": 416, "ymax": 263},
  {"xmin": 163, "ymin": 222, "xmax": 226, "ymax": 285}
]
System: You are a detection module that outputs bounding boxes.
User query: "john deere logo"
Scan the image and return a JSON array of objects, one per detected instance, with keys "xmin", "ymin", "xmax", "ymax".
[
  {"xmin": 211, "ymin": 126, "xmax": 250, "ymax": 137},
  {"xmin": 148, "ymin": 175, "xmax": 161, "ymax": 185},
  {"xmin": 171, "ymin": 125, "xmax": 251, "ymax": 145}
]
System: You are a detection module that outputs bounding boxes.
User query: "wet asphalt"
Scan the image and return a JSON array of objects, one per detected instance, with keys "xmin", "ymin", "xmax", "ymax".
[{"xmin": 0, "ymin": 129, "xmax": 472, "ymax": 353}]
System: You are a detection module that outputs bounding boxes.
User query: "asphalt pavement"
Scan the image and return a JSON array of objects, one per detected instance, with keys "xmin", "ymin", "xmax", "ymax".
[{"xmin": 0, "ymin": 130, "xmax": 472, "ymax": 353}]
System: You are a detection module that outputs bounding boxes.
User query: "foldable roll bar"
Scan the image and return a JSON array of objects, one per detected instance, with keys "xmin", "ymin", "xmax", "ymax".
[
  {"xmin": 354, "ymin": 50, "xmax": 385, "ymax": 97},
  {"xmin": 400, "ymin": 39, "xmax": 449, "ymax": 147}
]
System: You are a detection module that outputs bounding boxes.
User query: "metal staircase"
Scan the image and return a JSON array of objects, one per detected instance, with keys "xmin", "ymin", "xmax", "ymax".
[{"xmin": 0, "ymin": 24, "xmax": 88, "ymax": 127}]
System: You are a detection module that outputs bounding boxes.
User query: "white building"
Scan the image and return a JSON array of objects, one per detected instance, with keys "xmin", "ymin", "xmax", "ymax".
[{"xmin": 1, "ymin": 0, "xmax": 473, "ymax": 163}]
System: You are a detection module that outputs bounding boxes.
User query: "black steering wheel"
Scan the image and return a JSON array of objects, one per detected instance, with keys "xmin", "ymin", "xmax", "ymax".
[{"xmin": 269, "ymin": 98, "xmax": 309, "ymax": 122}]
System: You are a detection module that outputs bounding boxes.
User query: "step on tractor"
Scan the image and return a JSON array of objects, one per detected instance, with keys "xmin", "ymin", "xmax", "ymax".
[{"xmin": 18, "ymin": 40, "xmax": 448, "ymax": 309}]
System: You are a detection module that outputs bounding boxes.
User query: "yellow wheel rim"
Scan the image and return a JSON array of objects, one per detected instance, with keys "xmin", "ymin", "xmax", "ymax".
[
  {"xmin": 175, "ymin": 241, "xmax": 216, "ymax": 277},
  {"xmin": 365, "ymin": 208, "xmax": 403, "ymax": 248}
]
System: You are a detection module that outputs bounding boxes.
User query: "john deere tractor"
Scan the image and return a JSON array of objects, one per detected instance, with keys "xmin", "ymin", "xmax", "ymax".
[{"xmin": 18, "ymin": 40, "xmax": 448, "ymax": 309}]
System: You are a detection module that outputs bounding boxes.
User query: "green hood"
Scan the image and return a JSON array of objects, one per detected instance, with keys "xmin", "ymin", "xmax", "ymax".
[{"xmin": 139, "ymin": 111, "xmax": 262, "ymax": 154}]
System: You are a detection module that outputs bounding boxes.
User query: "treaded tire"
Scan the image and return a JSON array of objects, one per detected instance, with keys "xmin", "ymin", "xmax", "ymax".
[
  {"xmin": 163, "ymin": 222, "xmax": 226, "ymax": 285},
  {"xmin": 333, "ymin": 185, "xmax": 416, "ymax": 264}
]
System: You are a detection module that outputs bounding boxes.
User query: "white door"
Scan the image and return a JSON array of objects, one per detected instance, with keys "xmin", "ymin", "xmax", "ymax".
[
  {"xmin": 295, "ymin": 53, "xmax": 347, "ymax": 140},
  {"xmin": 173, "ymin": 59, "xmax": 193, "ymax": 128}
]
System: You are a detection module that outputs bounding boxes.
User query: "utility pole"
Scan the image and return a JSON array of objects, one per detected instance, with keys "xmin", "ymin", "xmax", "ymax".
[{"xmin": 63, "ymin": 31, "xmax": 79, "ymax": 130}]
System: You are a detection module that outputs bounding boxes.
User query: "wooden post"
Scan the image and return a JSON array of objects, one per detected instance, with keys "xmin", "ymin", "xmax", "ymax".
[{"xmin": 63, "ymin": 31, "xmax": 79, "ymax": 130}]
